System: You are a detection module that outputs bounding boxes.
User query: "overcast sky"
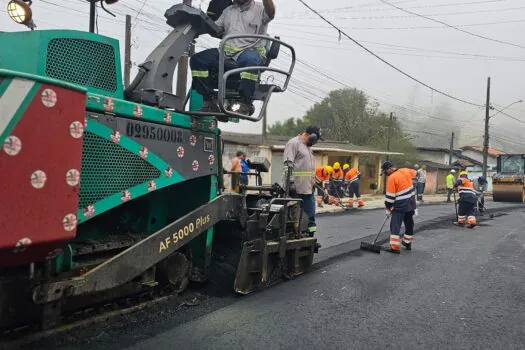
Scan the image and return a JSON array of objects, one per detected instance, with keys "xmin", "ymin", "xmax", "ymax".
[{"xmin": 2, "ymin": 0, "xmax": 525, "ymax": 151}]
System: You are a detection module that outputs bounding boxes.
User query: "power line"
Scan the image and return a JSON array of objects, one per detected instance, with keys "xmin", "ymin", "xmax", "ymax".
[
  {"xmin": 282, "ymin": 5, "xmax": 525, "ymax": 21},
  {"xmin": 491, "ymin": 107, "xmax": 525, "ymax": 124},
  {"xmin": 380, "ymin": 0, "xmax": 525, "ymax": 50},
  {"xmin": 280, "ymin": 35, "xmax": 525, "ymax": 62},
  {"xmin": 296, "ymin": 0, "xmax": 483, "ymax": 107},
  {"xmin": 132, "ymin": 0, "xmax": 148, "ymax": 27},
  {"xmin": 285, "ymin": 0, "xmax": 506, "ymax": 16},
  {"xmin": 275, "ymin": 18, "xmax": 525, "ymax": 31}
]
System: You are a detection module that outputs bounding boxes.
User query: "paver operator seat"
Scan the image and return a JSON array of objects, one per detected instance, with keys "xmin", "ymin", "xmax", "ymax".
[{"xmin": 124, "ymin": 3, "xmax": 295, "ymax": 122}]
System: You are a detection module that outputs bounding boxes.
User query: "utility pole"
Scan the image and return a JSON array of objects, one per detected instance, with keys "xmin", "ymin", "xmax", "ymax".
[
  {"xmin": 482, "ymin": 77, "xmax": 491, "ymax": 178},
  {"xmin": 383, "ymin": 112, "xmax": 395, "ymax": 194},
  {"xmin": 448, "ymin": 131, "xmax": 455, "ymax": 165},
  {"xmin": 124, "ymin": 14, "xmax": 132, "ymax": 88},
  {"xmin": 176, "ymin": 0, "xmax": 193, "ymax": 110},
  {"xmin": 89, "ymin": 1, "xmax": 96, "ymax": 33},
  {"xmin": 262, "ymin": 108, "xmax": 267, "ymax": 143},
  {"xmin": 385, "ymin": 112, "xmax": 394, "ymax": 161}
]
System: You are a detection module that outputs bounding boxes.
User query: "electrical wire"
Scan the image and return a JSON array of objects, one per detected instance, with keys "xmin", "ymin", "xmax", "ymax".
[
  {"xmin": 132, "ymin": 0, "xmax": 148, "ymax": 27},
  {"xmin": 380, "ymin": 0, "xmax": 525, "ymax": 50},
  {"xmin": 491, "ymin": 107, "xmax": 525, "ymax": 124},
  {"xmin": 296, "ymin": 0, "xmax": 483, "ymax": 107},
  {"xmin": 281, "ymin": 5, "xmax": 525, "ymax": 21},
  {"xmin": 284, "ymin": 0, "xmax": 507, "ymax": 17}
]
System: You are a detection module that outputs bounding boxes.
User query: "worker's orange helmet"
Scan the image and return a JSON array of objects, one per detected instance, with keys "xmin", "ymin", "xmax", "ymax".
[{"xmin": 333, "ymin": 162, "xmax": 341, "ymax": 170}]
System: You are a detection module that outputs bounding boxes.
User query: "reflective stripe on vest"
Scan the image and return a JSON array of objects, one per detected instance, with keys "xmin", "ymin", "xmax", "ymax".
[
  {"xmin": 240, "ymin": 72, "xmax": 259, "ymax": 81},
  {"xmin": 224, "ymin": 44, "xmax": 267, "ymax": 57},
  {"xmin": 293, "ymin": 171, "xmax": 314, "ymax": 177},
  {"xmin": 192, "ymin": 70, "xmax": 209, "ymax": 78}
]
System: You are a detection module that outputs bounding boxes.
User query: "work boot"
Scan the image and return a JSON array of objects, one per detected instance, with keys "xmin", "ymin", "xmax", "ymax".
[
  {"xmin": 357, "ymin": 199, "xmax": 364, "ymax": 207},
  {"xmin": 383, "ymin": 246, "xmax": 400, "ymax": 254},
  {"xmin": 402, "ymin": 241, "xmax": 412, "ymax": 250}
]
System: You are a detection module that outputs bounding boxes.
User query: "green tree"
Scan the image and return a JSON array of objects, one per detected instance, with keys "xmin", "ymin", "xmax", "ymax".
[
  {"xmin": 267, "ymin": 117, "xmax": 308, "ymax": 137},
  {"xmin": 268, "ymin": 88, "xmax": 416, "ymax": 162}
]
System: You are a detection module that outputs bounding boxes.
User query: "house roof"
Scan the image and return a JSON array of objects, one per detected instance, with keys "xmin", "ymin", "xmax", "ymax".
[
  {"xmin": 460, "ymin": 146, "xmax": 506, "ymax": 157},
  {"xmin": 418, "ymin": 160, "xmax": 458, "ymax": 170},
  {"xmin": 222, "ymin": 132, "xmax": 403, "ymax": 156},
  {"xmin": 416, "ymin": 147, "xmax": 451, "ymax": 153},
  {"xmin": 451, "ymin": 153, "xmax": 484, "ymax": 167},
  {"xmin": 415, "ymin": 146, "xmax": 484, "ymax": 167}
]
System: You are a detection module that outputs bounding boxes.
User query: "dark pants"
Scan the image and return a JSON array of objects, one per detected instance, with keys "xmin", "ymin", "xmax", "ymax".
[
  {"xmin": 190, "ymin": 48, "xmax": 263, "ymax": 101},
  {"xmin": 329, "ymin": 181, "xmax": 344, "ymax": 198},
  {"xmin": 390, "ymin": 210, "xmax": 415, "ymax": 249},
  {"xmin": 458, "ymin": 200, "xmax": 476, "ymax": 224},
  {"xmin": 447, "ymin": 188, "xmax": 454, "ymax": 201},
  {"xmin": 347, "ymin": 181, "xmax": 360, "ymax": 198},
  {"xmin": 298, "ymin": 194, "xmax": 316, "ymax": 235},
  {"xmin": 390, "ymin": 211, "xmax": 415, "ymax": 236},
  {"xmin": 416, "ymin": 182, "xmax": 425, "ymax": 200}
]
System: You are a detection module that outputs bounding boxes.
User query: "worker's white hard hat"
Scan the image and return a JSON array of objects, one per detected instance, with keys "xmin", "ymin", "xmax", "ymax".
[{"xmin": 450, "ymin": 169, "xmax": 456, "ymax": 173}]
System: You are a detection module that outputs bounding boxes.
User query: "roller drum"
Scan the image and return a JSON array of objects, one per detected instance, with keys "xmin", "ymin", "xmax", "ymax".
[{"xmin": 493, "ymin": 184, "xmax": 525, "ymax": 203}]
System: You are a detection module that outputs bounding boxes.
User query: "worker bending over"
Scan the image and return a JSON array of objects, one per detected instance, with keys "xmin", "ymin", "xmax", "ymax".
[
  {"xmin": 381, "ymin": 161, "xmax": 417, "ymax": 254},
  {"xmin": 345, "ymin": 167, "xmax": 364, "ymax": 207},
  {"xmin": 315, "ymin": 165, "xmax": 333, "ymax": 207},
  {"xmin": 472, "ymin": 175, "xmax": 487, "ymax": 215},
  {"xmin": 330, "ymin": 162, "xmax": 344, "ymax": 198},
  {"xmin": 454, "ymin": 171, "xmax": 477, "ymax": 227}
]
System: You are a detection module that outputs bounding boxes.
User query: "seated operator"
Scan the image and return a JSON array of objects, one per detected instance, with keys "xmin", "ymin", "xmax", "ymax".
[{"xmin": 190, "ymin": 0, "xmax": 276, "ymax": 115}]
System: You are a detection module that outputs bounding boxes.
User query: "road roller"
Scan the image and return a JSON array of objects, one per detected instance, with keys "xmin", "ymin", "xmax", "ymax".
[
  {"xmin": 492, "ymin": 154, "xmax": 525, "ymax": 203},
  {"xmin": 0, "ymin": 0, "xmax": 317, "ymax": 333}
]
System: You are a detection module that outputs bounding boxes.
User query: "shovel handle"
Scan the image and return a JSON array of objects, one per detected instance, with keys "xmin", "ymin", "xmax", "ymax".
[{"xmin": 372, "ymin": 214, "xmax": 391, "ymax": 244}]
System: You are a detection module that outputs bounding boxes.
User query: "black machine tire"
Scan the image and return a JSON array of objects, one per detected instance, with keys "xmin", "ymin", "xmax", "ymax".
[{"xmin": 156, "ymin": 251, "xmax": 192, "ymax": 293}]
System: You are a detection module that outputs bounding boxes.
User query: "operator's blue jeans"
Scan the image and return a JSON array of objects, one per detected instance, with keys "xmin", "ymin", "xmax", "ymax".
[
  {"xmin": 298, "ymin": 194, "xmax": 316, "ymax": 235},
  {"xmin": 190, "ymin": 48, "xmax": 263, "ymax": 100}
]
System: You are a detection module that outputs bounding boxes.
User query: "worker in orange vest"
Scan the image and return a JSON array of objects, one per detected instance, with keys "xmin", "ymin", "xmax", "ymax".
[
  {"xmin": 314, "ymin": 165, "xmax": 333, "ymax": 207},
  {"xmin": 342, "ymin": 163, "xmax": 350, "ymax": 178},
  {"xmin": 381, "ymin": 161, "xmax": 417, "ymax": 254},
  {"xmin": 330, "ymin": 162, "xmax": 344, "ymax": 197},
  {"xmin": 345, "ymin": 167, "xmax": 364, "ymax": 207},
  {"xmin": 454, "ymin": 170, "xmax": 477, "ymax": 227}
]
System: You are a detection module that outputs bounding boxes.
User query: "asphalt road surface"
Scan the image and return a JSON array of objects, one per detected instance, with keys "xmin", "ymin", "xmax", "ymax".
[
  {"xmin": 13, "ymin": 203, "xmax": 524, "ymax": 350},
  {"xmin": 127, "ymin": 206, "xmax": 525, "ymax": 350}
]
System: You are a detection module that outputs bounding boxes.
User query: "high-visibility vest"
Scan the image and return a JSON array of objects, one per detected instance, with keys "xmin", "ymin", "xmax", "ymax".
[
  {"xmin": 315, "ymin": 167, "xmax": 330, "ymax": 182},
  {"xmin": 457, "ymin": 177, "xmax": 477, "ymax": 201},
  {"xmin": 385, "ymin": 168, "xmax": 416, "ymax": 212},
  {"xmin": 332, "ymin": 168, "xmax": 344, "ymax": 180},
  {"xmin": 344, "ymin": 168, "xmax": 360, "ymax": 184},
  {"xmin": 446, "ymin": 174, "xmax": 455, "ymax": 189}
]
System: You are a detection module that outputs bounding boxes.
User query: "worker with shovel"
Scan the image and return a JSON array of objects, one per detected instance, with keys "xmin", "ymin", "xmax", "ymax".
[
  {"xmin": 314, "ymin": 165, "xmax": 333, "ymax": 207},
  {"xmin": 344, "ymin": 167, "xmax": 364, "ymax": 208},
  {"xmin": 381, "ymin": 161, "xmax": 417, "ymax": 254}
]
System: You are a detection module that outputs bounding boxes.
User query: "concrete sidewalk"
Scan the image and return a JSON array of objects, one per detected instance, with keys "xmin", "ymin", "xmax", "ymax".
[{"xmin": 316, "ymin": 193, "xmax": 464, "ymax": 214}]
